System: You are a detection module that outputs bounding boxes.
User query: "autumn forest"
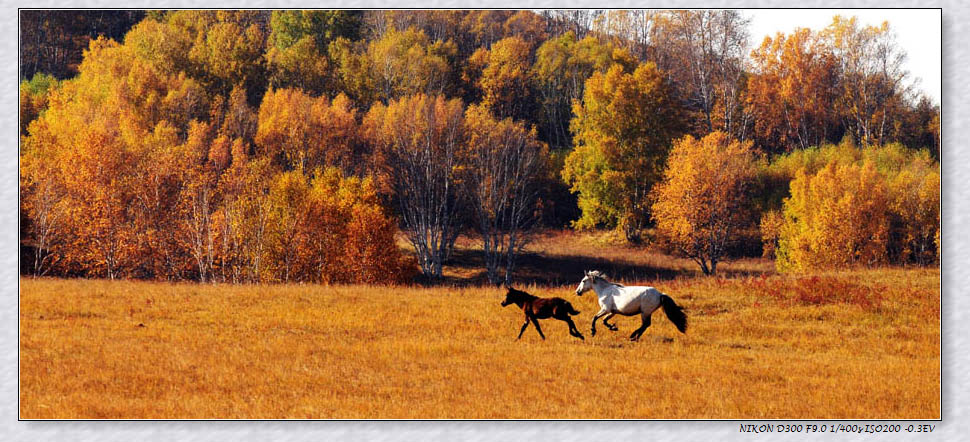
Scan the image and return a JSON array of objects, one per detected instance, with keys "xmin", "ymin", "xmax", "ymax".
[{"xmin": 19, "ymin": 10, "xmax": 941, "ymax": 285}]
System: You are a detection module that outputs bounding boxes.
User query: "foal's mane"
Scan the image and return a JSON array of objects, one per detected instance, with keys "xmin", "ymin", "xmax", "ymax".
[
  {"xmin": 588, "ymin": 270, "xmax": 624, "ymax": 288},
  {"xmin": 508, "ymin": 286, "xmax": 538, "ymax": 300}
]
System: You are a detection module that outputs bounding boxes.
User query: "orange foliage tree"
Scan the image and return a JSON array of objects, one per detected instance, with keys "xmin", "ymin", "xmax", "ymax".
[
  {"xmin": 21, "ymin": 22, "xmax": 413, "ymax": 284},
  {"xmin": 262, "ymin": 168, "xmax": 413, "ymax": 284},
  {"xmin": 651, "ymin": 131, "xmax": 757, "ymax": 275},
  {"xmin": 20, "ymin": 10, "xmax": 942, "ymax": 285},
  {"xmin": 22, "ymin": 36, "xmax": 208, "ymax": 279},
  {"xmin": 746, "ymin": 28, "xmax": 841, "ymax": 153}
]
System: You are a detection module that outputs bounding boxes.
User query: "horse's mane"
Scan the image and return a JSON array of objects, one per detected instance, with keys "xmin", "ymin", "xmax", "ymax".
[{"xmin": 589, "ymin": 270, "xmax": 624, "ymax": 287}]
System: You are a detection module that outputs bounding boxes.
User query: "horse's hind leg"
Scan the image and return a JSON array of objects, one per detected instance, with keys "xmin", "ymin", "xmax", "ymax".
[
  {"xmin": 630, "ymin": 313, "xmax": 651, "ymax": 341},
  {"xmin": 562, "ymin": 316, "xmax": 584, "ymax": 340}
]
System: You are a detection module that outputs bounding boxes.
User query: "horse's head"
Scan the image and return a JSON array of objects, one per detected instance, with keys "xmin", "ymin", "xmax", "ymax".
[
  {"xmin": 576, "ymin": 270, "xmax": 610, "ymax": 295},
  {"xmin": 575, "ymin": 270, "xmax": 597, "ymax": 296}
]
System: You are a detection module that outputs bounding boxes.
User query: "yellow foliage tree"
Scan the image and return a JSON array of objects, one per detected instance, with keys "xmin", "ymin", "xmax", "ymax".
[
  {"xmin": 886, "ymin": 161, "xmax": 940, "ymax": 265},
  {"xmin": 255, "ymin": 88, "xmax": 359, "ymax": 172},
  {"xmin": 330, "ymin": 27, "xmax": 457, "ymax": 104},
  {"xmin": 651, "ymin": 131, "xmax": 756, "ymax": 275},
  {"xmin": 20, "ymin": 11, "xmax": 418, "ymax": 285},
  {"xmin": 476, "ymin": 36, "xmax": 535, "ymax": 121},
  {"xmin": 266, "ymin": 36, "xmax": 332, "ymax": 94},
  {"xmin": 777, "ymin": 160, "xmax": 890, "ymax": 271},
  {"xmin": 531, "ymin": 32, "xmax": 635, "ymax": 149}
]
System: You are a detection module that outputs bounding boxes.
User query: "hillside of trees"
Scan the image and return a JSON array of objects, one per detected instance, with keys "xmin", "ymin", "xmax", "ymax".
[{"xmin": 19, "ymin": 10, "xmax": 940, "ymax": 283}]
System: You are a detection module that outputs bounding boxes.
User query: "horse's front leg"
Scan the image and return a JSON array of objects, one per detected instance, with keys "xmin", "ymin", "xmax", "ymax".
[
  {"xmin": 530, "ymin": 317, "xmax": 545, "ymax": 340},
  {"xmin": 590, "ymin": 309, "xmax": 608, "ymax": 336},
  {"xmin": 517, "ymin": 316, "xmax": 531, "ymax": 340},
  {"xmin": 602, "ymin": 313, "xmax": 618, "ymax": 331}
]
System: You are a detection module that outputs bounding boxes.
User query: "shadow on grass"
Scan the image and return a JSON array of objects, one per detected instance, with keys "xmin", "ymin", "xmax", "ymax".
[
  {"xmin": 429, "ymin": 247, "xmax": 681, "ymax": 287},
  {"xmin": 421, "ymin": 245, "xmax": 773, "ymax": 287}
]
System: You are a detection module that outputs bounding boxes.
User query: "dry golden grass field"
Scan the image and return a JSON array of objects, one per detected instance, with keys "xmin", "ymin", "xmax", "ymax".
[{"xmin": 20, "ymin": 231, "xmax": 940, "ymax": 419}]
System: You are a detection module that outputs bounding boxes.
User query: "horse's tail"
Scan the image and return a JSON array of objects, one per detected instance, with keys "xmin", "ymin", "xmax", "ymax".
[
  {"xmin": 565, "ymin": 301, "xmax": 580, "ymax": 316},
  {"xmin": 660, "ymin": 294, "xmax": 687, "ymax": 334}
]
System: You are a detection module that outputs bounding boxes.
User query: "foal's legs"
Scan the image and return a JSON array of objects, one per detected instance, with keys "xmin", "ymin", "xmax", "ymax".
[
  {"xmin": 602, "ymin": 313, "xmax": 618, "ymax": 331},
  {"xmin": 517, "ymin": 317, "xmax": 531, "ymax": 339},
  {"xmin": 561, "ymin": 316, "xmax": 585, "ymax": 340},
  {"xmin": 630, "ymin": 312, "xmax": 651, "ymax": 341},
  {"xmin": 530, "ymin": 316, "xmax": 546, "ymax": 340}
]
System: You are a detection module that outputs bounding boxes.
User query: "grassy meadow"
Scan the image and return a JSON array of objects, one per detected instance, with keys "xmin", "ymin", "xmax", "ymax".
[{"xmin": 19, "ymin": 231, "xmax": 940, "ymax": 419}]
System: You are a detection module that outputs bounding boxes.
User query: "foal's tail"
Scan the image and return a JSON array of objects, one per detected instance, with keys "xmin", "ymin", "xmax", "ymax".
[
  {"xmin": 660, "ymin": 295, "xmax": 688, "ymax": 334},
  {"xmin": 565, "ymin": 301, "xmax": 580, "ymax": 316}
]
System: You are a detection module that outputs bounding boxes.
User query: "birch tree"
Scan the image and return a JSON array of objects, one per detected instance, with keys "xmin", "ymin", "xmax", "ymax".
[
  {"xmin": 364, "ymin": 93, "xmax": 465, "ymax": 279},
  {"xmin": 462, "ymin": 105, "xmax": 547, "ymax": 284}
]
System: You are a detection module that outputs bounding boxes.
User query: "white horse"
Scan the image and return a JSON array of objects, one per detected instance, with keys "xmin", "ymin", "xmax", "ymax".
[{"xmin": 574, "ymin": 270, "xmax": 687, "ymax": 341}]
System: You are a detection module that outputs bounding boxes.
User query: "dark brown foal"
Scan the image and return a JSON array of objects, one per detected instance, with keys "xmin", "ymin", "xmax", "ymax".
[{"xmin": 501, "ymin": 286, "xmax": 584, "ymax": 340}]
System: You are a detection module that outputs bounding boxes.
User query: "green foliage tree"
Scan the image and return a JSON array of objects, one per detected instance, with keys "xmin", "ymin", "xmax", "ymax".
[
  {"xmin": 269, "ymin": 10, "xmax": 362, "ymax": 51},
  {"xmin": 18, "ymin": 10, "xmax": 944, "ymax": 285},
  {"xmin": 265, "ymin": 11, "xmax": 362, "ymax": 95},
  {"xmin": 330, "ymin": 26, "xmax": 458, "ymax": 105},
  {"xmin": 562, "ymin": 62, "xmax": 685, "ymax": 242},
  {"xmin": 19, "ymin": 73, "xmax": 60, "ymax": 136},
  {"xmin": 532, "ymin": 32, "xmax": 635, "ymax": 149}
]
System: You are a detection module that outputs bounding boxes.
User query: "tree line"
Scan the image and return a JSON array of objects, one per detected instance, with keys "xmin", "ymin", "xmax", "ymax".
[{"xmin": 20, "ymin": 10, "xmax": 940, "ymax": 283}]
